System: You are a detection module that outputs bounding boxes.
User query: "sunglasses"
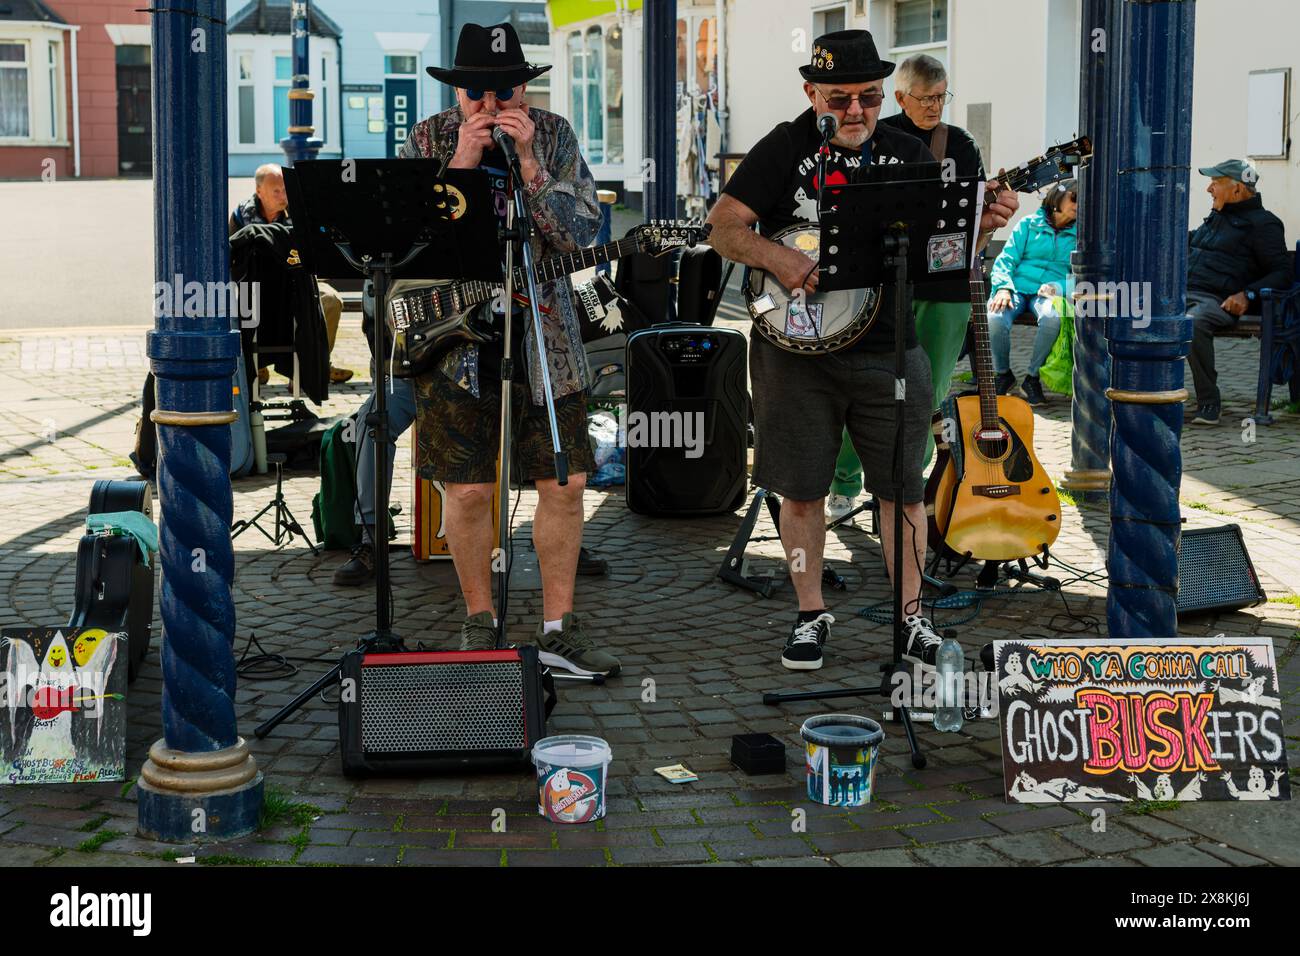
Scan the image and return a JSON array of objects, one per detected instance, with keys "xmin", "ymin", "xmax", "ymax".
[
  {"xmin": 819, "ymin": 90, "xmax": 885, "ymax": 110},
  {"xmin": 466, "ymin": 87, "xmax": 516, "ymax": 102}
]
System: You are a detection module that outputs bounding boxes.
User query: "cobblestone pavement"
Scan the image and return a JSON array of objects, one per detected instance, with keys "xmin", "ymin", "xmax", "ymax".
[{"xmin": 0, "ymin": 298, "xmax": 1296, "ymax": 868}]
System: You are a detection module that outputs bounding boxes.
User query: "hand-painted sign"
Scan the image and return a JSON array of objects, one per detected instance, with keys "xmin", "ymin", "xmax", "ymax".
[
  {"xmin": 1, "ymin": 628, "xmax": 127, "ymax": 785},
  {"xmin": 995, "ymin": 637, "xmax": 1290, "ymax": 803}
]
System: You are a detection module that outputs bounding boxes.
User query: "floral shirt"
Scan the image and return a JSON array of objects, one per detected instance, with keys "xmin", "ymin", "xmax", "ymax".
[{"xmin": 399, "ymin": 106, "xmax": 601, "ymax": 403}]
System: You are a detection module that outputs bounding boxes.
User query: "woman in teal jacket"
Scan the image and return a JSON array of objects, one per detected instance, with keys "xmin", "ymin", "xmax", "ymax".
[{"xmin": 987, "ymin": 181, "xmax": 1077, "ymax": 406}]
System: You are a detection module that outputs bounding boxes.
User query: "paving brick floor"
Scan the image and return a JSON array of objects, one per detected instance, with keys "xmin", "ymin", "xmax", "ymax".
[{"xmin": 0, "ymin": 298, "xmax": 1296, "ymax": 867}]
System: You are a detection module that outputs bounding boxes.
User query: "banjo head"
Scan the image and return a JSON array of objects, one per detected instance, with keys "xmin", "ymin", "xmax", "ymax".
[{"xmin": 745, "ymin": 223, "xmax": 881, "ymax": 353}]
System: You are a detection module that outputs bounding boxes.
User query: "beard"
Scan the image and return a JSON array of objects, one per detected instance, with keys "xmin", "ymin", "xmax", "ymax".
[{"xmin": 833, "ymin": 120, "xmax": 872, "ymax": 149}]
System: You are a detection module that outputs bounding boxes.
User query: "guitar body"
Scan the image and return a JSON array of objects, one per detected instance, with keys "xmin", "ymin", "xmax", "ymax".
[
  {"xmin": 744, "ymin": 223, "xmax": 880, "ymax": 353},
  {"xmin": 927, "ymin": 392, "xmax": 1061, "ymax": 562}
]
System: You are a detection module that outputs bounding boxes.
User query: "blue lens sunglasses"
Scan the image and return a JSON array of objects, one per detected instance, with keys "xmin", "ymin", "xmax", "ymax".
[{"xmin": 466, "ymin": 87, "xmax": 516, "ymax": 102}]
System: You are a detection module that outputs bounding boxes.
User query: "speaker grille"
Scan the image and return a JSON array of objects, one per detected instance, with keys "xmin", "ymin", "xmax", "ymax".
[
  {"xmin": 1177, "ymin": 525, "xmax": 1265, "ymax": 616},
  {"xmin": 359, "ymin": 660, "xmax": 526, "ymax": 753}
]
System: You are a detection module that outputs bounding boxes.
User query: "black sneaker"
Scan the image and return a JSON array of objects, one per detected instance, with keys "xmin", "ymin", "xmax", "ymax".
[
  {"xmin": 782, "ymin": 613, "xmax": 833, "ymax": 671},
  {"xmin": 902, "ymin": 615, "xmax": 944, "ymax": 670},
  {"xmin": 994, "ymin": 370, "xmax": 1016, "ymax": 396},
  {"xmin": 1020, "ymin": 375, "xmax": 1046, "ymax": 407},
  {"xmin": 577, "ymin": 547, "xmax": 609, "ymax": 577},
  {"xmin": 332, "ymin": 542, "xmax": 374, "ymax": 586},
  {"xmin": 459, "ymin": 611, "xmax": 497, "ymax": 651},
  {"xmin": 980, "ymin": 642, "xmax": 995, "ymax": 673},
  {"xmin": 537, "ymin": 612, "xmax": 621, "ymax": 677},
  {"xmin": 1191, "ymin": 401, "xmax": 1220, "ymax": 425}
]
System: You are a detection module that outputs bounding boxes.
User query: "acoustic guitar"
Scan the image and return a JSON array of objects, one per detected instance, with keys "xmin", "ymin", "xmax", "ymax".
[{"xmin": 924, "ymin": 263, "xmax": 1061, "ymax": 562}]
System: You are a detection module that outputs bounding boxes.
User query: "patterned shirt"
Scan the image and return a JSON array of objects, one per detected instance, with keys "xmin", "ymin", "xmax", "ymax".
[{"xmin": 399, "ymin": 106, "xmax": 601, "ymax": 402}]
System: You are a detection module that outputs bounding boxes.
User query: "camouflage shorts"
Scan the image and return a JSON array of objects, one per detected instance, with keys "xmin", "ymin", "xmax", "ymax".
[{"xmin": 414, "ymin": 371, "xmax": 595, "ymax": 484}]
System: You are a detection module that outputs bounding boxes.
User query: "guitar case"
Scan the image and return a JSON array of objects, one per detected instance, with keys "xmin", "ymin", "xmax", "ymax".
[{"xmin": 67, "ymin": 480, "xmax": 155, "ymax": 683}]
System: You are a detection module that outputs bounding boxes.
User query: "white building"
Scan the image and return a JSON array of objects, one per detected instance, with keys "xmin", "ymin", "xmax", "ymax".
[{"xmin": 546, "ymin": 0, "xmax": 1300, "ymax": 235}]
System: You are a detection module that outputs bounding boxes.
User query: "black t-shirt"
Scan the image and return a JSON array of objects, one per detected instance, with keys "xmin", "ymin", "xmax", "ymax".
[
  {"xmin": 879, "ymin": 112, "xmax": 986, "ymax": 303},
  {"xmin": 722, "ymin": 108, "xmax": 935, "ymax": 352}
]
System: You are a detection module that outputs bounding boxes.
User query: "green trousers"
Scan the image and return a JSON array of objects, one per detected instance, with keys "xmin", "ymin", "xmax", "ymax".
[{"xmin": 831, "ymin": 299, "xmax": 972, "ymax": 497}]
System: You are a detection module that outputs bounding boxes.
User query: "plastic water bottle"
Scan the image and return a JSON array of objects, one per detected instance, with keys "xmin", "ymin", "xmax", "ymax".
[{"xmin": 934, "ymin": 637, "xmax": 965, "ymax": 732}]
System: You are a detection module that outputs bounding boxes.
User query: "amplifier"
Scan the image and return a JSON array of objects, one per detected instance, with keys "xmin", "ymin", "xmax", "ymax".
[
  {"xmin": 1176, "ymin": 524, "xmax": 1266, "ymax": 618},
  {"xmin": 625, "ymin": 324, "xmax": 749, "ymax": 516},
  {"xmin": 338, "ymin": 646, "xmax": 551, "ymax": 777}
]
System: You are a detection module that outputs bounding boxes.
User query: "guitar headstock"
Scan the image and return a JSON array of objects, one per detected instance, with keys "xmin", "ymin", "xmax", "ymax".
[
  {"xmin": 998, "ymin": 136, "xmax": 1093, "ymax": 195},
  {"xmin": 634, "ymin": 220, "xmax": 712, "ymax": 256}
]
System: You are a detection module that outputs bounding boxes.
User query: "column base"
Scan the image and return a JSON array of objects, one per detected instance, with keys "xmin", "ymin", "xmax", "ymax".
[
  {"xmin": 137, "ymin": 737, "xmax": 264, "ymax": 843},
  {"xmin": 1061, "ymin": 468, "xmax": 1111, "ymax": 501}
]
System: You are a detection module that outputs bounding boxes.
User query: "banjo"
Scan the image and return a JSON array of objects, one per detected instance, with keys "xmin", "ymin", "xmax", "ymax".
[{"xmin": 744, "ymin": 136, "xmax": 1093, "ymax": 354}]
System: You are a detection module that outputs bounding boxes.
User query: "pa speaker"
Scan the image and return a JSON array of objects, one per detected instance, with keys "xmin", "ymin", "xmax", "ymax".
[
  {"xmin": 625, "ymin": 324, "xmax": 749, "ymax": 516},
  {"xmin": 1176, "ymin": 524, "xmax": 1266, "ymax": 618},
  {"xmin": 339, "ymin": 646, "xmax": 552, "ymax": 777}
]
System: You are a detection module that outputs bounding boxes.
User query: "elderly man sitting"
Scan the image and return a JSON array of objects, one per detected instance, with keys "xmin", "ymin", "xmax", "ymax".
[
  {"xmin": 1185, "ymin": 159, "xmax": 1292, "ymax": 424},
  {"xmin": 230, "ymin": 163, "xmax": 353, "ymax": 385}
]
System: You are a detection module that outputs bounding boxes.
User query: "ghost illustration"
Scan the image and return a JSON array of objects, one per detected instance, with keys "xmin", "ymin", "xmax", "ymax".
[
  {"xmin": 1212, "ymin": 678, "xmax": 1281, "ymax": 709},
  {"xmin": 1129, "ymin": 771, "xmax": 1205, "ymax": 801},
  {"xmin": 3, "ymin": 630, "xmax": 119, "ymax": 764},
  {"xmin": 597, "ymin": 306, "xmax": 624, "ymax": 336},
  {"xmin": 1009, "ymin": 771, "xmax": 1127, "ymax": 803},
  {"xmin": 998, "ymin": 653, "xmax": 1042, "ymax": 697},
  {"xmin": 1221, "ymin": 766, "xmax": 1283, "ymax": 801},
  {"xmin": 792, "ymin": 186, "xmax": 819, "ymax": 223}
]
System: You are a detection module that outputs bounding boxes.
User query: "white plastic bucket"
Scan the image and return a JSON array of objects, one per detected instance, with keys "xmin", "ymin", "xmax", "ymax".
[
  {"xmin": 532, "ymin": 735, "xmax": 612, "ymax": 824},
  {"xmin": 800, "ymin": 714, "xmax": 884, "ymax": 807}
]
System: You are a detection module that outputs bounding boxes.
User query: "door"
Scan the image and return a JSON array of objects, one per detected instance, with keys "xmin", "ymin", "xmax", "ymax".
[
  {"xmin": 115, "ymin": 45, "xmax": 151, "ymax": 177},
  {"xmin": 384, "ymin": 78, "xmax": 417, "ymax": 157}
]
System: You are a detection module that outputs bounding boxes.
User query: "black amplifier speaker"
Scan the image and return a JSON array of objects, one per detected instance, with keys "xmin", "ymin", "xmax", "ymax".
[
  {"xmin": 624, "ymin": 324, "xmax": 749, "ymax": 517},
  {"xmin": 338, "ymin": 646, "xmax": 552, "ymax": 777},
  {"xmin": 1176, "ymin": 524, "xmax": 1266, "ymax": 618}
]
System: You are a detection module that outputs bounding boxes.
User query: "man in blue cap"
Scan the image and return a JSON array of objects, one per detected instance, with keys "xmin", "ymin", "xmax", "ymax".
[{"xmin": 1186, "ymin": 159, "xmax": 1292, "ymax": 425}]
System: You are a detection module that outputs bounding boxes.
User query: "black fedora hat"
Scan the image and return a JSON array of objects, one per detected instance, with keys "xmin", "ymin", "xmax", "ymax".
[
  {"xmin": 427, "ymin": 22, "xmax": 551, "ymax": 89},
  {"xmin": 799, "ymin": 29, "xmax": 895, "ymax": 84}
]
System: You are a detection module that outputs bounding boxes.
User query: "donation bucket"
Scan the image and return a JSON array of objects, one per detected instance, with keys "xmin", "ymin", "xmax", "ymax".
[
  {"xmin": 800, "ymin": 714, "xmax": 884, "ymax": 807},
  {"xmin": 532, "ymin": 735, "xmax": 612, "ymax": 824}
]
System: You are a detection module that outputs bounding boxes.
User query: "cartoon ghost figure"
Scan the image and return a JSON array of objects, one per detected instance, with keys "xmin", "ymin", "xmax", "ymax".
[
  {"xmin": 999, "ymin": 653, "xmax": 1042, "ymax": 697},
  {"xmin": 1212, "ymin": 677, "xmax": 1281, "ymax": 709},
  {"xmin": 792, "ymin": 186, "xmax": 819, "ymax": 223},
  {"xmin": 1010, "ymin": 771, "xmax": 1127, "ymax": 803},
  {"xmin": 3, "ymin": 630, "xmax": 119, "ymax": 764},
  {"xmin": 547, "ymin": 767, "xmax": 574, "ymax": 817},
  {"xmin": 1128, "ymin": 771, "xmax": 1205, "ymax": 802},
  {"xmin": 1221, "ymin": 766, "xmax": 1283, "ymax": 801}
]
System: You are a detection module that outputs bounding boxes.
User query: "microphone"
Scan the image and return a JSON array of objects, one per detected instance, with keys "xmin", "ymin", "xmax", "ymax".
[
  {"xmin": 817, "ymin": 113, "xmax": 838, "ymax": 144},
  {"xmin": 491, "ymin": 124, "xmax": 519, "ymax": 166}
]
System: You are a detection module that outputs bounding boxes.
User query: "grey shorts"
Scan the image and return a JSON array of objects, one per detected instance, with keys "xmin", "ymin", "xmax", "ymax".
[{"xmin": 750, "ymin": 339, "xmax": 934, "ymax": 503}]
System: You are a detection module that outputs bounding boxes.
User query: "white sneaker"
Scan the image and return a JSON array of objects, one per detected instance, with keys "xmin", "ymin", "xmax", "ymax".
[
  {"xmin": 902, "ymin": 615, "xmax": 944, "ymax": 671},
  {"xmin": 826, "ymin": 494, "xmax": 857, "ymax": 522}
]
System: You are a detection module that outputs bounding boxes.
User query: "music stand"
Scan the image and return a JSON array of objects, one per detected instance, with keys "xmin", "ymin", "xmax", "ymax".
[
  {"xmin": 255, "ymin": 160, "xmax": 498, "ymax": 739},
  {"xmin": 761, "ymin": 165, "xmax": 983, "ymax": 771}
]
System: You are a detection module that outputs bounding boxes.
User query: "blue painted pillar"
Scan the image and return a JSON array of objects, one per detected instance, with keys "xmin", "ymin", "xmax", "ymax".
[
  {"xmin": 138, "ymin": 0, "xmax": 263, "ymax": 842},
  {"xmin": 643, "ymin": 0, "xmax": 677, "ymax": 222},
  {"xmin": 1106, "ymin": 0, "xmax": 1195, "ymax": 639},
  {"xmin": 281, "ymin": 0, "xmax": 323, "ymax": 164},
  {"xmin": 1063, "ymin": 0, "xmax": 1118, "ymax": 500}
]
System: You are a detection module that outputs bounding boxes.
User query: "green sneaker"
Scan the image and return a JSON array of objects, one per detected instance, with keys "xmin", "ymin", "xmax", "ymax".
[
  {"xmin": 459, "ymin": 611, "xmax": 497, "ymax": 651},
  {"xmin": 536, "ymin": 612, "xmax": 620, "ymax": 677}
]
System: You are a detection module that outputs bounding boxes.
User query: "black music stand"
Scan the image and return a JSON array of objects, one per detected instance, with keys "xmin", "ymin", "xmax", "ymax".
[
  {"xmin": 761, "ymin": 165, "xmax": 982, "ymax": 771},
  {"xmin": 255, "ymin": 160, "xmax": 498, "ymax": 739}
]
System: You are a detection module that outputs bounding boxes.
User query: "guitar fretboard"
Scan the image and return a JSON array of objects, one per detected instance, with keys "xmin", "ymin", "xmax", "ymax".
[{"xmin": 968, "ymin": 264, "xmax": 1000, "ymax": 433}]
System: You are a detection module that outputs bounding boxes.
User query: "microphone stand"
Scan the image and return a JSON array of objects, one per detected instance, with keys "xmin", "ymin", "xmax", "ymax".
[{"xmin": 493, "ymin": 128, "xmax": 570, "ymax": 652}]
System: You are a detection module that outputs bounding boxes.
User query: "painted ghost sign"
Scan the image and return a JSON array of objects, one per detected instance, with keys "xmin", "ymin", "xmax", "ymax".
[{"xmin": 995, "ymin": 638, "xmax": 1289, "ymax": 804}]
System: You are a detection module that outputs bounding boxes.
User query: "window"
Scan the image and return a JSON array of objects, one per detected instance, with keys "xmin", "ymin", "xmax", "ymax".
[
  {"xmin": 604, "ymin": 26, "xmax": 622, "ymax": 164},
  {"xmin": 895, "ymin": 0, "xmax": 947, "ymax": 47},
  {"xmin": 523, "ymin": 45, "xmax": 551, "ymax": 112},
  {"xmin": 813, "ymin": 4, "xmax": 848, "ymax": 37},
  {"xmin": 47, "ymin": 41, "xmax": 58, "ymax": 139},
  {"xmin": 320, "ymin": 54, "xmax": 327, "ymax": 144},
  {"xmin": 568, "ymin": 28, "xmax": 606, "ymax": 164},
  {"xmin": 236, "ymin": 52, "xmax": 255, "ymax": 144},
  {"xmin": 0, "ymin": 41, "xmax": 30, "ymax": 138},
  {"xmin": 274, "ymin": 54, "xmax": 291, "ymax": 144},
  {"xmin": 676, "ymin": 16, "xmax": 718, "ymax": 94},
  {"xmin": 385, "ymin": 55, "xmax": 417, "ymax": 76}
]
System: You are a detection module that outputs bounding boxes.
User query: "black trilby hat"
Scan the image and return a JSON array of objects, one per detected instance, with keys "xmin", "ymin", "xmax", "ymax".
[
  {"xmin": 799, "ymin": 29, "xmax": 895, "ymax": 84},
  {"xmin": 426, "ymin": 22, "xmax": 551, "ymax": 89}
]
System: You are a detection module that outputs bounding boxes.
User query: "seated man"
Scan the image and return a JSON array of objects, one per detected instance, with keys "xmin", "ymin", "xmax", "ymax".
[
  {"xmin": 229, "ymin": 163, "xmax": 353, "ymax": 385},
  {"xmin": 1186, "ymin": 159, "xmax": 1292, "ymax": 425}
]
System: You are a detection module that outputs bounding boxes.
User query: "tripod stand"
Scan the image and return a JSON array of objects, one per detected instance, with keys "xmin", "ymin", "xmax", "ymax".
[
  {"xmin": 255, "ymin": 160, "xmax": 499, "ymax": 739},
  {"xmin": 231, "ymin": 452, "xmax": 317, "ymax": 552},
  {"xmin": 760, "ymin": 168, "xmax": 983, "ymax": 771}
]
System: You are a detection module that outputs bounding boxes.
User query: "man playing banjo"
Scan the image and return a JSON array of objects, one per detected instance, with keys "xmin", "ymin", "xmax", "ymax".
[{"xmin": 707, "ymin": 30, "xmax": 1017, "ymax": 671}]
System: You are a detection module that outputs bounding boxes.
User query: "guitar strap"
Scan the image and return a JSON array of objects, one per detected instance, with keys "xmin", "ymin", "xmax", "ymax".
[{"xmin": 930, "ymin": 122, "xmax": 949, "ymax": 164}]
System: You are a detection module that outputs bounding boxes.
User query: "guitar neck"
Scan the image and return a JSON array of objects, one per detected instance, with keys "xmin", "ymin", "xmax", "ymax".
[
  {"xmin": 967, "ymin": 265, "xmax": 1001, "ymax": 431},
  {"xmin": 465, "ymin": 236, "xmax": 643, "ymax": 310}
]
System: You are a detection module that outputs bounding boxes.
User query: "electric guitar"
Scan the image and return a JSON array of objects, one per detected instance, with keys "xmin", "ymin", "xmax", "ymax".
[
  {"xmin": 744, "ymin": 136, "xmax": 1092, "ymax": 354},
  {"xmin": 386, "ymin": 220, "xmax": 710, "ymax": 378}
]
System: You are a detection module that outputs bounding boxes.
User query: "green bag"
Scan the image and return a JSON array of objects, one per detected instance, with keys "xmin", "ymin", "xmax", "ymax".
[
  {"xmin": 311, "ymin": 420, "xmax": 397, "ymax": 550},
  {"xmin": 1038, "ymin": 295, "xmax": 1075, "ymax": 397}
]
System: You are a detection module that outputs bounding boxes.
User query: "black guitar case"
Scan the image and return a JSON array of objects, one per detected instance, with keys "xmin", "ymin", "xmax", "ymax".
[{"xmin": 67, "ymin": 480, "xmax": 155, "ymax": 683}]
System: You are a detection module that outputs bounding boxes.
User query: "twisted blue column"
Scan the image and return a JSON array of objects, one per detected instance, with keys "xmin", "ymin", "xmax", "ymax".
[
  {"xmin": 138, "ymin": 0, "xmax": 262, "ymax": 841},
  {"xmin": 280, "ymin": 0, "xmax": 323, "ymax": 165},
  {"xmin": 1064, "ymin": 0, "xmax": 1119, "ymax": 500},
  {"xmin": 1106, "ymin": 0, "xmax": 1195, "ymax": 639},
  {"xmin": 643, "ymin": 0, "xmax": 678, "ymax": 223}
]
